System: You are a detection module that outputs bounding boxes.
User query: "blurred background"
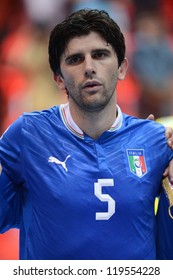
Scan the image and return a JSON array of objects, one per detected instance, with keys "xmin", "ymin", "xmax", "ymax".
[{"xmin": 0, "ymin": 0, "xmax": 173, "ymax": 259}]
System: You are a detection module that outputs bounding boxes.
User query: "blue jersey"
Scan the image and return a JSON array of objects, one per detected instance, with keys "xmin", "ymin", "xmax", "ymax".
[{"xmin": 0, "ymin": 104, "xmax": 172, "ymax": 260}]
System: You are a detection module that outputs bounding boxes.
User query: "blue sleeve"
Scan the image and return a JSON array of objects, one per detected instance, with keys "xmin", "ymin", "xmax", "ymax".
[
  {"xmin": 156, "ymin": 189, "xmax": 173, "ymax": 260},
  {"xmin": 0, "ymin": 116, "xmax": 24, "ymax": 184},
  {"xmin": 0, "ymin": 170, "xmax": 22, "ymax": 232},
  {"xmin": 0, "ymin": 117, "xmax": 24, "ymax": 232}
]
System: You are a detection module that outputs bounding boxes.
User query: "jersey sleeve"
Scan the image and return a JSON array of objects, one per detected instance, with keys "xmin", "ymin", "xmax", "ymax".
[
  {"xmin": 156, "ymin": 184, "xmax": 173, "ymax": 260},
  {"xmin": 0, "ymin": 117, "xmax": 24, "ymax": 232},
  {"xmin": 0, "ymin": 170, "xmax": 21, "ymax": 232},
  {"xmin": 0, "ymin": 116, "xmax": 24, "ymax": 184}
]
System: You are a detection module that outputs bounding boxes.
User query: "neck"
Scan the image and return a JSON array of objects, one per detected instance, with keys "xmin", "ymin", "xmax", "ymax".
[{"xmin": 69, "ymin": 99, "xmax": 117, "ymax": 140}]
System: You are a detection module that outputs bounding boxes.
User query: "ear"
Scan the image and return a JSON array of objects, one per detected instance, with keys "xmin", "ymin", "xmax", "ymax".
[
  {"xmin": 118, "ymin": 58, "xmax": 128, "ymax": 80},
  {"xmin": 54, "ymin": 74, "xmax": 66, "ymax": 90}
]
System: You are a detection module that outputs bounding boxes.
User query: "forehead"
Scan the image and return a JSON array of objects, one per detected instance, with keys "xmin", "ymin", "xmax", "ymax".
[{"xmin": 63, "ymin": 31, "xmax": 113, "ymax": 56}]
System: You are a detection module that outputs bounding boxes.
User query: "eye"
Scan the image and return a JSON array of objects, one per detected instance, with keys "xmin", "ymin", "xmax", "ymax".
[
  {"xmin": 93, "ymin": 50, "xmax": 110, "ymax": 59},
  {"xmin": 66, "ymin": 55, "xmax": 84, "ymax": 65}
]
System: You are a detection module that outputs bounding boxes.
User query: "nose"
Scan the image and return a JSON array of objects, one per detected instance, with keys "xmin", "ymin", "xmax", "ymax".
[{"xmin": 84, "ymin": 56, "xmax": 96, "ymax": 78}]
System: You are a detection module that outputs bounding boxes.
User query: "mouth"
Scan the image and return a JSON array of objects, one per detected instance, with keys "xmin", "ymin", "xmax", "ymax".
[{"xmin": 82, "ymin": 81, "xmax": 102, "ymax": 93}]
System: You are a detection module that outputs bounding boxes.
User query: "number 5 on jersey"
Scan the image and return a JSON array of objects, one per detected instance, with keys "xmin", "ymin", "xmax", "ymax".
[{"xmin": 94, "ymin": 179, "xmax": 115, "ymax": 220}]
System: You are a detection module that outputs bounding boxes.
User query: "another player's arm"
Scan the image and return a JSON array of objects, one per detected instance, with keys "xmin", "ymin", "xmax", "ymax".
[
  {"xmin": 162, "ymin": 177, "xmax": 173, "ymax": 219},
  {"xmin": 156, "ymin": 187, "xmax": 173, "ymax": 259},
  {"xmin": 147, "ymin": 114, "xmax": 173, "ymax": 179},
  {"xmin": 157, "ymin": 128, "xmax": 173, "ymax": 219}
]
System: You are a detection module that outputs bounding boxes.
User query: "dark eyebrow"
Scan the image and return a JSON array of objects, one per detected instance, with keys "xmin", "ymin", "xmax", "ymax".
[{"xmin": 92, "ymin": 48, "xmax": 111, "ymax": 54}]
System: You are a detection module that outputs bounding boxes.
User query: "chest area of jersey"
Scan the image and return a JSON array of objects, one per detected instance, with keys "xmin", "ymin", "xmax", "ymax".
[{"xmin": 25, "ymin": 135, "xmax": 160, "ymax": 222}]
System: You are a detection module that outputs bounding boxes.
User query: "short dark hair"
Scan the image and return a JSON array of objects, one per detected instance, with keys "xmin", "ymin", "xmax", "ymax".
[{"xmin": 48, "ymin": 9, "xmax": 126, "ymax": 75}]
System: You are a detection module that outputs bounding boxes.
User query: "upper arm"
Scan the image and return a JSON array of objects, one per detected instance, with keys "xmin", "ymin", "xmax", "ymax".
[
  {"xmin": 0, "ymin": 116, "xmax": 24, "ymax": 232},
  {"xmin": 0, "ymin": 169, "xmax": 22, "ymax": 233},
  {"xmin": 0, "ymin": 116, "xmax": 24, "ymax": 184}
]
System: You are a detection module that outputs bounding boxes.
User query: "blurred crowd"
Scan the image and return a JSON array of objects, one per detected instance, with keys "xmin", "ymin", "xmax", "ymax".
[{"xmin": 0, "ymin": 0, "xmax": 173, "ymax": 259}]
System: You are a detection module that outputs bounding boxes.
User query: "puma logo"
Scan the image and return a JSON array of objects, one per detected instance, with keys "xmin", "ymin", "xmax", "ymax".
[{"xmin": 48, "ymin": 155, "xmax": 71, "ymax": 172}]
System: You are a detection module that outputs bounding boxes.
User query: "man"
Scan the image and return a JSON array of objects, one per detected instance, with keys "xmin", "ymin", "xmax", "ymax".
[{"xmin": 0, "ymin": 9, "xmax": 173, "ymax": 260}]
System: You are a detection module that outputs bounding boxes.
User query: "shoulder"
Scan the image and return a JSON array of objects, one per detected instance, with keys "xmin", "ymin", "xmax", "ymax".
[
  {"xmin": 22, "ymin": 106, "xmax": 60, "ymax": 124},
  {"xmin": 122, "ymin": 113, "xmax": 167, "ymax": 148},
  {"xmin": 123, "ymin": 113, "xmax": 165, "ymax": 132},
  {"xmin": 1, "ymin": 106, "xmax": 60, "ymax": 139}
]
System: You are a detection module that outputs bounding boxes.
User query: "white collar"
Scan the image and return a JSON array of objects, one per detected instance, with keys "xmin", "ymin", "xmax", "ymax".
[{"xmin": 60, "ymin": 103, "xmax": 123, "ymax": 139}]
